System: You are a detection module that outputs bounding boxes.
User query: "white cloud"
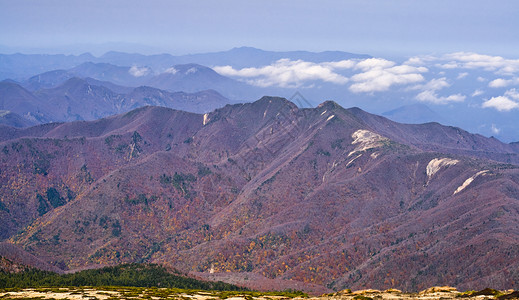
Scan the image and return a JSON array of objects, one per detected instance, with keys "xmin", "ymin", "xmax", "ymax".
[
  {"xmin": 409, "ymin": 53, "xmax": 519, "ymax": 85},
  {"xmin": 410, "ymin": 77, "xmax": 461, "ymax": 105},
  {"xmin": 213, "ymin": 65, "xmax": 235, "ymax": 75},
  {"xmin": 215, "ymin": 57, "xmax": 427, "ymax": 91},
  {"xmin": 323, "ymin": 60, "xmax": 357, "ymax": 69},
  {"xmin": 440, "ymin": 52, "xmax": 519, "ymax": 75},
  {"xmin": 436, "ymin": 62, "xmax": 459, "ymax": 69},
  {"xmin": 505, "ymin": 88, "xmax": 519, "ymax": 100},
  {"xmin": 128, "ymin": 66, "xmax": 151, "ymax": 77},
  {"xmin": 491, "ymin": 124, "xmax": 501, "ymax": 135},
  {"xmin": 489, "ymin": 78, "xmax": 508, "ymax": 88},
  {"xmin": 164, "ymin": 67, "xmax": 178, "ymax": 74},
  {"xmin": 349, "ymin": 60, "xmax": 427, "ymax": 93},
  {"xmin": 409, "ymin": 77, "xmax": 449, "ymax": 91},
  {"xmin": 350, "ymin": 71, "xmax": 424, "ymax": 93},
  {"xmin": 472, "ymin": 89, "xmax": 484, "ymax": 97},
  {"xmin": 354, "ymin": 58, "xmax": 395, "ymax": 71},
  {"xmin": 488, "ymin": 77, "xmax": 519, "ymax": 88},
  {"xmin": 403, "ymin": 57, "xmax": 424, "ymax": 66},
  {"xmin": 214, "ymin": 58, "xmax": 351, "ymax": 88},
  {"xmin": 186, "ymin": 67, "xmax": 198, "ymax": 74},
  {"xmin": 415, "ymin": 90, "xmax": 466, "ymax": 104},
  {"xmin": 457, "ymin": 72, "xmax": 468, "ymax": 79},
  {"xmin": 426, "ymin": 77, "xmax": 450, "ymax": 90},
  {"xmin": 403, "ymin": 55, "xmax": 436, "ymax": 66},
  {"xmin": 482, "ymin": 96, "xmax": 519, "ymax": 111}
]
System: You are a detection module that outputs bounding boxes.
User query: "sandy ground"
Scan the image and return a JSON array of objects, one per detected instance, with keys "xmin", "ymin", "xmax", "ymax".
[
  {"xmin": 0, "ymin": 288, "xmax": 117, "ymax": 300},
  {"xmin": 1, "ymin": 287, "xmax": 516, "ymax": 300}
]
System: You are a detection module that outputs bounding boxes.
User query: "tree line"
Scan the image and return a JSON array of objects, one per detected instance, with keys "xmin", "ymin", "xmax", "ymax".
[{"xmin": 0, "ymin": 263, "xmax": 246, "ymax": 291}]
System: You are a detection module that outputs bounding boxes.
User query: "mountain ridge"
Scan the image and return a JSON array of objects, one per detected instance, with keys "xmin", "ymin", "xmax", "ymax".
[{"xmin": 1, "ymin": 97, "xmax": 519, "ymax": 292}]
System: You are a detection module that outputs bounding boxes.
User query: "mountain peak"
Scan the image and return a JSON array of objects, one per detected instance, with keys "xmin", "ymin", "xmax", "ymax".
[
  {"xmin": 317, "ymin": 100, "xmax": 342, "ymax": 110},
  {"xmin": 257, "ymin": 95, "xmax": 289, "ymax": 103},
  {"xmin": 229, "ymin": 46, "xmax": 265, "ymax": 53},
  {"xmin": 382, "ymin": 103, "xmax": 446, "ymax": 125},
  {"xmin": 254, "ymin": 96, "xmax": 298, "ymax": 110}
]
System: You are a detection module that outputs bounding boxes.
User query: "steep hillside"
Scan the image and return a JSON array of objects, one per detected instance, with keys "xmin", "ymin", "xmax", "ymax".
[
  {"xmin": 0, "ymin": 242, "xmax": 62, "ymax": 273},
  {"xmin": 1, "ymin": 98, "xmax": 519, "ymax": 292}
]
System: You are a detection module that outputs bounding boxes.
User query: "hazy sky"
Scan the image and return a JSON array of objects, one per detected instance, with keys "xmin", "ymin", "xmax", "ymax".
[{"xmin": 1, "ymin": 0, "xmax": 518, "ymax": 56}]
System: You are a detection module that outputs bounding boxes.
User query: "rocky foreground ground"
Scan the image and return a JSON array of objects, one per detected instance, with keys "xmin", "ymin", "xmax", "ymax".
[{"xmin": 1, "ymin": 286, "xmax": 518, "ymax": 300}]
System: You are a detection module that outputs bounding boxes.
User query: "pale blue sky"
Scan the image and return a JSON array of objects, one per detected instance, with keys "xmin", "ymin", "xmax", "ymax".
[{"xmin": 1, "ymin": 0, "xmax": 518, "ymax": 56}]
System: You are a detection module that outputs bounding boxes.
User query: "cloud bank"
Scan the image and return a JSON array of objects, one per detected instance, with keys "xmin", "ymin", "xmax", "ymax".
[
  {"xmin": 407, "ymin": 52, "xmax": 519, "ymax": 77},
  {"xmin": 488, "ymin": 77, "xmax": 519, "ymax": 88},
  {"xmin": 349, "ymin": 60, "xmax": 427, "ymax": 93},
  {"xmin": 214, "ymin": 59, "xmax": 350, "ymax": 88},
  {"xmin": 129, "ymin": 66, "xmax": 151, "ymax": 77},
  {"xmin": 416, "ymin": 91, "xmax": 466, "ymax": 104},
  {"xmin": 214, "ymin": 52, "xmax": 519, "ymax": 112},
  {"xmin": 409, "ymin": 77, "xmax": 466, "ymax": 104},
  {"xmin": 214, "ymin": 58, "xmax": 427, "ymax": 92},
  {"xmin": 441, "ymin": 52, "xmax": 519, "ymax": 75},
  {"xmin": 482, "ymin": 89, "xmax": 519, "ymax": 111}
]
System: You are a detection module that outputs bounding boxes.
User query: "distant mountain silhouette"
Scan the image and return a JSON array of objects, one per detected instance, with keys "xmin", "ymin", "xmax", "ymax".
[
  {"xmin": 383, "ymin": 103, "xmax": 447, "ymax": 124},
  {"xmin": 0, "ymin": 48, "xmax": 370, "ymax": 81},
  {"xmin": 97, "ymin": 47, "xmax": 371, "ymax": 70}
]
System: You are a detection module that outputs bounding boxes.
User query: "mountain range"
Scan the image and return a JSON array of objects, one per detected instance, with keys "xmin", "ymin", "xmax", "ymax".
[
  {"xmin": 19, "ymin": 61, "xmax": 257, "ymax": 99},
  {"xmin": 1, "ymin": 97, "xmax": 518, "ymax": 292},
  {"xmin": 0, "ymin": 47, "xmax": 370, "ymax": 81},
  {"xmin": 0, "ymin": 78, "xmax": 231, "ymax": 124},
  {"xmin": 3, "ymin": 48, "xmax": 519, "ymax": 143}
]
